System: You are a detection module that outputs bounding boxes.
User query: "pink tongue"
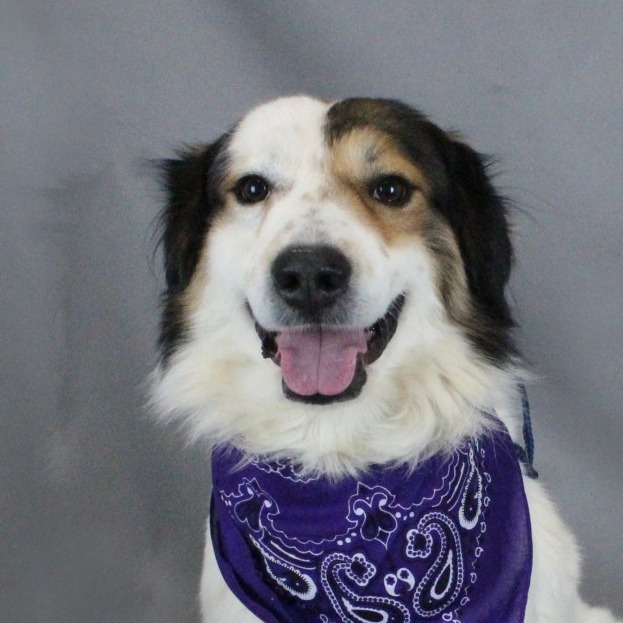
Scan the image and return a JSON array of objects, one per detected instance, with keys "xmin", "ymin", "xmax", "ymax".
[{"xmin": 275, "ymin": 328, "xmax": 367, "ymax": 396}]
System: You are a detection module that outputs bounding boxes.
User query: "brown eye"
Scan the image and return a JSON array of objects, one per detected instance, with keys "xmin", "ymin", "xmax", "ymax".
[
  {"xmin": 371, "ymin": 176, "xmax": 412, "ymax": 206},
  {"xmin": 234, "ymin": 175, "xmax": 271, "ymax": 204}
]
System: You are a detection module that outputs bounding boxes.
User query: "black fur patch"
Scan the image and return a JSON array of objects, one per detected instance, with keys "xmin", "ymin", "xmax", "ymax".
[
  {"xmin": 157, "ymin": 136, "xmax": 229, "ymax": 362},
  {"xmin": 326, "ymin": 98, "xmax": 515, "ymax": 363}
]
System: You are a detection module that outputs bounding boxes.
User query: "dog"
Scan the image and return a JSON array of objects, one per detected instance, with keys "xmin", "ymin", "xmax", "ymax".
[{"xmin": 152, "ymin": 96, "xmax": 620, "ymax": 623}]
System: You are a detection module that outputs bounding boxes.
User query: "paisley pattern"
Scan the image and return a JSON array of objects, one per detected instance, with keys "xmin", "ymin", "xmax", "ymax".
[
  {"xmin": 348, "ymin": 484, "xmax": 398, "ymax": 547},
  {"xmin": 406, "ymin": 512, "xmax": 464, "ymax": 617},
  {"xmin": 321, "ymin": 552, "xmax": 410, "ymax": 623},
  {"xmin": 211, "ymin": 422, "xmax": 532, "ymax": 623}
]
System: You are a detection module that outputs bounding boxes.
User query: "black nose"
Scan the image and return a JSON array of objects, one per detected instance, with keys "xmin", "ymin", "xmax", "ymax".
[{"xmin": 271, "ymin": 245, "xmax": 352, "ymax": 313}]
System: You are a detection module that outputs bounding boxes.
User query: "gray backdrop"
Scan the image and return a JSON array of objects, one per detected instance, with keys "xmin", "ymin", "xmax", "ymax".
[{"xmin": 2, "ymin": 2, "xmax": 622, "ymax": 621}]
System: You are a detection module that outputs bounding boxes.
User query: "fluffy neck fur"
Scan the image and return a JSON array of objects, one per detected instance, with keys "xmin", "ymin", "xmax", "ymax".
[{"xmin": 152, "ymin": 295, "xmax": 520, "ymax": 478}]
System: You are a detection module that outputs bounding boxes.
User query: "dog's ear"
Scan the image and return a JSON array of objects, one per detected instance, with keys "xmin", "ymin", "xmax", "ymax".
[
  {"xmin": 157, "ymin": 138, "xmax": 228, "ymax": 360},
  {"xmin": 159, "ymin": 138, "xmax": 228, "ymax": 294},
  {"xmin": 437, "ymin": 137, "xmax": 514, "ymax": 330}
]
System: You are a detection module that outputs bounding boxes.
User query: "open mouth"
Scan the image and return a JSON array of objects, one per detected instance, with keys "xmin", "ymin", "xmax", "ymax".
[{"xmin": 253, "ymin": 295, "xmax": 405, "ymax": 405}]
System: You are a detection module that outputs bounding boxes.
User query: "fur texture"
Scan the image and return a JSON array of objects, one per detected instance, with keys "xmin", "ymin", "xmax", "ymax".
[{"xmin": 152, "ymin": 96, "xmax": 620, "ymax": 622}]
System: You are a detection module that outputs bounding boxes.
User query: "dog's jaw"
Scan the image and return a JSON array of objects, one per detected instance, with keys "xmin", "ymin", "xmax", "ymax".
[{"xmin": 153, "ymin": 252, "xmax": 517, "ymax": 475}]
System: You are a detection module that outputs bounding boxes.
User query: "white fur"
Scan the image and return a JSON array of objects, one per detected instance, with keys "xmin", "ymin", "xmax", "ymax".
[{"xmin": 152, "ymin": 96, "xmax": 620, "ymax": 622}]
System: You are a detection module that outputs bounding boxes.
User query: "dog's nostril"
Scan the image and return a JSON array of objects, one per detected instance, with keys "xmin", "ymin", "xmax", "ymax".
[
  {"xmin": 271, "ymin": 245, "xmax": 352, "ymax": 312},
  {"xmin": 316, "ymin": 268, "xmax": 344, "ymax": 294},
  {"xmin": 277, "ymin": 270, "xmax": 302, "ymax": 294}
]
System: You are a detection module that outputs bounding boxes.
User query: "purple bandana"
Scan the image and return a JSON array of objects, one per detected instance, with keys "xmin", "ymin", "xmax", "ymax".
[{"xmin": 211, "ymin": 422, "xmax": 532, "ymax": 623}]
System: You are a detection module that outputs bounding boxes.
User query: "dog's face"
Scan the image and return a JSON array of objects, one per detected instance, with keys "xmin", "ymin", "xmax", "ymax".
[{"xmin": 154, "ymin": 96, "xmax": 515, "ymax": 472}]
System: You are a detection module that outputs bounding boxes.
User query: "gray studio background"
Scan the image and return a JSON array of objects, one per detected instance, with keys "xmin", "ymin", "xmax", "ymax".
[{"xmin": 2, "ymin": 2, "xmax": 622, "ymax": 621}]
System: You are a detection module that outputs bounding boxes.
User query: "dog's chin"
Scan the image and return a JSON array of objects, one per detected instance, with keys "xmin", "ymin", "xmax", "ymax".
[{"xmin": 252, "ymin": 295, "xmax": 405, "ymax": 405}]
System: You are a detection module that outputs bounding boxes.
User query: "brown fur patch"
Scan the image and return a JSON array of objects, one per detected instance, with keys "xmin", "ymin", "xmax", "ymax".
[
  {"xmin": 329, "ymin": 127, "xmax": 432, "ymax": 245},
  {"xmin": 421, "ymin": 213, "xmax": 470, "ymax": 319},
  {"xmin": 181, "ymin": 251, "xmax": 210, "ymax": 323}
]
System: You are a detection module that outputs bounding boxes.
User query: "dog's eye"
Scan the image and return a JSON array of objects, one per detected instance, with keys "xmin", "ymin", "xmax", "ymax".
[
  {"xmin": 371, "ymin": 176, "xmax": 412, "ymax": 207},
  {"xmin": 234, "ymin": 175, "xmax": 271, "ymax": 204}
]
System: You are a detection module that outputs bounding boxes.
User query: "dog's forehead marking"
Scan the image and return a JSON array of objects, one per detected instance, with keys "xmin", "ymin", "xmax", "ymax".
[
  {"xmin": 330, "ymin": 126, "xmax": 431, "ymax": 193},
  {"xmin": 228, "ymin": 96, "xmax": 330, "ymax": 180},
  {"xmin": 325, "ymin": 126, "xmax": 432, "ymax": 245},
  {"xmin": 224, "ymin": 96, "xmax": 435, "ymax": 252}
]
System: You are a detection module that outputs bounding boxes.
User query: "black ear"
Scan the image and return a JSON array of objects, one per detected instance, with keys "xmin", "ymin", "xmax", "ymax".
[
  {"xmin": 159, "ymin": 137, "xmax": 228, "ymax": 294},
  {"xmin": 438, "ymin": 138, "xmax": 514, "ymax": 330},
  {"xmin": 157, "ymin": 137, "xmax": 228, "ymax": 360}
]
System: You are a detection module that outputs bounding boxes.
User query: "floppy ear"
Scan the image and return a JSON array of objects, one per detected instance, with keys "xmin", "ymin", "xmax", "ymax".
[
  {"xmin": 159, "ymin": 138, "xmax": 228, "ymax": 294},
  {"xmin": 437, "ymin": 138, "xmax": 514, "ymax": 330},
  {"xmin": 157, "ymin": 137, "xmax": 228, "ymax": 360}
]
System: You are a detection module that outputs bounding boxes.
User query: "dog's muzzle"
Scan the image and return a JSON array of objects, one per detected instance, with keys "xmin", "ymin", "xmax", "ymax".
[{"xmin": 253, "ymin": 245, "xmax": 405, "ymax": 405}]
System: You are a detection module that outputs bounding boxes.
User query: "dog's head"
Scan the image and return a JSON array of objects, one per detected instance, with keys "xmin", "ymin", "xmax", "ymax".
[{"xmin": 153, "ymin": 96, "xmax": 516, "ymax": 471}]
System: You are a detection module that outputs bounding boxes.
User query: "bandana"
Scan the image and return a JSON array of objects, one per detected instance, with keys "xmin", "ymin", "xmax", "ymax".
[{"xmin": 211, "ymin": 421, "xmax": 532, "ymax": 623}]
